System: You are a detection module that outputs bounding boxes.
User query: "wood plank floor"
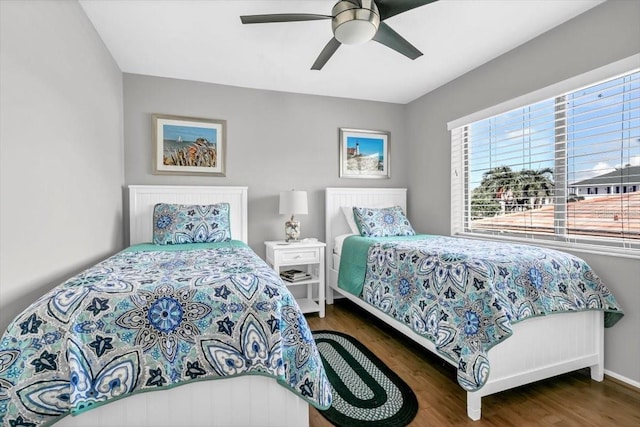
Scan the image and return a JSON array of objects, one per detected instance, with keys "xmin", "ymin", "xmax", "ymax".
[{"xmin": 306, "ymin": 300, "xmax": 640, "ymax": 427}]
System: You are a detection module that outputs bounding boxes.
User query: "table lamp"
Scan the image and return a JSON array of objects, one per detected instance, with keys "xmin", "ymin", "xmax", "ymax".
[{"xmin": 279, "ymin": 190, "xmax": 308, "ymax": 242}]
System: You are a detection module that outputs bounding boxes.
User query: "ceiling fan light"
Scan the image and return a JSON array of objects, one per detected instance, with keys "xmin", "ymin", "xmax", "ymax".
[
  {"xmin": 334, "ymin": 19, "xmax": 378, "ymax": 45},
  {"xmin": 331, "ymin": 1, "xmax": 380, "ymax": 45}
]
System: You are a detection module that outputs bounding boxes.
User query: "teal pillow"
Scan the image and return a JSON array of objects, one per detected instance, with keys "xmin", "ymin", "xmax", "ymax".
[
  {"xmin": 153, "ymin": 203, "xmax": 231, "ymax": 245},
  {"xmin": 352, "ymin": 206, "xmax": 416, "ymax": 237}
]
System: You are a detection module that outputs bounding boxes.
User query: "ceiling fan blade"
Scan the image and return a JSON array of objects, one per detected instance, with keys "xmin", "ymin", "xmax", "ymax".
[
  {"xmin": 311, "ymin": 38, "xmax": 342, "ymax": 70},
  {"xmin": 375, "ymin": 0, "xmax": 438, "ymax": 21},
  {"xmin": 240, "ymin": 14, "xmax": 331, "ymax": 24},
  {"xmin": 373, "ymin": 22, "xmax": 422, "ymax": 60}
]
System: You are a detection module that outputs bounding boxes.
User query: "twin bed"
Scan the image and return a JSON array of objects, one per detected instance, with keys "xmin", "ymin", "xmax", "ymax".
[
  {"xmin": 325, "ymin": 187, "xmax": 623, "ymax": 421},
  {"xmin": 0, "ymin": 185, "xmax": 623, "ymax": 426},
  {"xmin": 0, "ymin": 185, "xmax": 330, "ymax": 427}
]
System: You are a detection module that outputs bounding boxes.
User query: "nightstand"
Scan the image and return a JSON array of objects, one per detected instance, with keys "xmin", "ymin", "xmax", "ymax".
[{"xmin": 265, "ymin": 240, "xmax": 325, "ymax": 318}]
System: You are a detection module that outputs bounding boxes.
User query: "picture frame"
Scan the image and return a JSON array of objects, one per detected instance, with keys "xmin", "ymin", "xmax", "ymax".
[
  {"xmin": 339, "ymin": 128, "xmax": 390, "ymax": 179},
  {"xmin": 152, "ymin": 114, "xmax": 226, "ymax": 176}
]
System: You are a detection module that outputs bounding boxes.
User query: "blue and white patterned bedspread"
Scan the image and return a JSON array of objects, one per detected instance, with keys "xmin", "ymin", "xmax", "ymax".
[
  {"xmin": 356, "ymin": 235, "xmax": 623, "ymax": 391},
  {"xmin": 0, "ymin": 242, "xmax": 331, "ymax": 426}
]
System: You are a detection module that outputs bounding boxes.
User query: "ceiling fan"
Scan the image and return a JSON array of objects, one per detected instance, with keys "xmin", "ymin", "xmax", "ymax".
[{"xmin": 240, "ymin": 0, "xmax": 438, "ymax": 70}]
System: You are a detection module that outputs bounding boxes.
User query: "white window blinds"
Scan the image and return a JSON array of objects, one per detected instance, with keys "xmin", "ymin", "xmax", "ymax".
[{"xmin": 450, "ymin": 68, "xmax": 639, "ymax": 252}]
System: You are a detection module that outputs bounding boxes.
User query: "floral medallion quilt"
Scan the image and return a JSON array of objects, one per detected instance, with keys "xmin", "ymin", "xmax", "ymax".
[
  {"xmin": 0, "ymin": 242, "xmax": 331, "ymax": 427},
  {"xmin": 345, "ymin": 235, "xmax": 624, "ymax": 392}
]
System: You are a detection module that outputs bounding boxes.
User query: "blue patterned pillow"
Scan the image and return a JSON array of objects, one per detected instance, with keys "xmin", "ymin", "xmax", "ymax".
[
  {"xmin": 352, "ymin": 206, "xmax": 416, "ymax": 237},
  {"xmin": 153, "ymin": 203, "xmax": 231, "ymax": 245}
]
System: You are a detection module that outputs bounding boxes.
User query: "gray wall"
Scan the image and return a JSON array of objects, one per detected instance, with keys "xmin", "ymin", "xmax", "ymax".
[
  {"xmin": 406, "ymin": 0, "xmax": 640, "ymax": 385},
  {"xmin": 0, "ymin": 0, "xmax": 124, "ymax": 329},
  {"xmin": 123, "ymin": 75, "xmax": 410, "ymax": 255}
]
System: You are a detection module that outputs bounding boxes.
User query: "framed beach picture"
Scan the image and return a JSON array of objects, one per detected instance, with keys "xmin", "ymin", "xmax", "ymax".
[
  {"xmin": 339, "ymin": 128, "xmax": 390, "ymax": 179},
  {"xmin": 152, "ymin": 114, "xmax": 226, "ymax": 176}
]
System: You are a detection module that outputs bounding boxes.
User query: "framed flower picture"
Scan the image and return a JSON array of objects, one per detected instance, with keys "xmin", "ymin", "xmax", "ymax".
[{"xmin": 152, "ymin": 114, "xmax": 226, "ymax": 176}]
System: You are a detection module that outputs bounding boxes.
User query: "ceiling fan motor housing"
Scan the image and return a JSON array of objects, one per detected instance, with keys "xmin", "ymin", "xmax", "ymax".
[{"xmin": 332, "ymin": 0, "xmax": 380, "ymax": 45}]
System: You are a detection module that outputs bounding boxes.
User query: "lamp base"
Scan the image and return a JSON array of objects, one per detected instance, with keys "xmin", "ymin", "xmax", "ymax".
[{"xmin": 285, "ymin": 219, "xmax": 300, "ymax": 242}]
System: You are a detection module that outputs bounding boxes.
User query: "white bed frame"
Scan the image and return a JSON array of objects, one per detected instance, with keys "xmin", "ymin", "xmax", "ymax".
[
  {"xmin": 325, "ymin": 187, "xmax": 604, "ymax": 421},
  {"xmin": 55, "ymin": 185, "xmax": 309, "ymax": 427}
]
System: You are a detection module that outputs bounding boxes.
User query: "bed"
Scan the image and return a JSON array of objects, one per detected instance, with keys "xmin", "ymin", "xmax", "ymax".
[
  {"xmin": 325, "ymin": 187, "xmax": 623, "ymax": 421},
  {"xmin": 0, "ymin": 185, "xmax": 331, "ymax": 427}
]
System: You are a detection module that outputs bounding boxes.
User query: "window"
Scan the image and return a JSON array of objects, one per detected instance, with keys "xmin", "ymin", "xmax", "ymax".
[{"xmin": 450, "ymin": 60, "xmax": 639, "ymax": 254}]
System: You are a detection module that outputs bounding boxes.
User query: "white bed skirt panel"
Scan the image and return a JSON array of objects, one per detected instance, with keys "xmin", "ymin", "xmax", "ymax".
[
  {"xmin": 466, "ymin": 309, "xmax": 603, "ymax": 420},
  {"xmin": 54, "ymin": 375, "xmax": 309, "ymax": 427}
]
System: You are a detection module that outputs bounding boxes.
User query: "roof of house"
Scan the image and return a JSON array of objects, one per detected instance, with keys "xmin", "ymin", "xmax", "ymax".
[
  {"xmin": 570, "ymin": 165, "xmax": 640, "ymax": 187},
  {"xmin": 472, "ymin": 191, "xmax": 640, "ymax": 238}
]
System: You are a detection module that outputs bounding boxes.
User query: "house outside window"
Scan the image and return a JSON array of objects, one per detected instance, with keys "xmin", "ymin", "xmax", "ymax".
[{"xmin": 449, "ymin": 61, "xmax": 639, "ymax": 254}]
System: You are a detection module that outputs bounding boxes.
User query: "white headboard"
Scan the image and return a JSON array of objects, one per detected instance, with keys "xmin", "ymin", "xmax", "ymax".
[
  {"xmin": 129, "ymin": 185, "xmax": 248, "ymax": 245},
  {"xmin": 325, "ymin": 187, "xmax": 407, "ymax": 256}
]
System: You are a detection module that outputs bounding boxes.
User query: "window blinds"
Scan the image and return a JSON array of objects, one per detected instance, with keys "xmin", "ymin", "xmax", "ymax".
[{"xmin": 450, "ymin": 69, "xmax": 639, "ymax": 251}]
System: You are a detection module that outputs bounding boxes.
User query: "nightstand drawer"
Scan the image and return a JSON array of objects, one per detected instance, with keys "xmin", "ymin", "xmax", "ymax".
[{"xmin": 275, "ymin": 248, "xmax": 320, "ymax": 265}]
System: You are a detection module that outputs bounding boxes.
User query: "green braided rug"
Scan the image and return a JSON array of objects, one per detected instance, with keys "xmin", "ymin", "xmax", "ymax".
[{"xmin": 313, "ymin": 330, "xmax": 418, "ymax": 427}]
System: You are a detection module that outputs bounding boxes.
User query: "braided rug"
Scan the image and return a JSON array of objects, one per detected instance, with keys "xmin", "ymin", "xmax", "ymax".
[{"xmin": 313, "ymin": 330, "xmax": 418, "ymax": 427}]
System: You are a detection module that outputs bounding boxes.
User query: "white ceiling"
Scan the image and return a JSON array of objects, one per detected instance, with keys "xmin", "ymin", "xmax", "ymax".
[{"xmin": 79, "ymin": 0, "xmax": 604, "ymax": 104}]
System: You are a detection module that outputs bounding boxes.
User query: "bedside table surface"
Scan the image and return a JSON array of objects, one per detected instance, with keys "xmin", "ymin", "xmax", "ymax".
[{"xmin": 265, "ymin": 240, "xmax": 326, "ymax": 248}]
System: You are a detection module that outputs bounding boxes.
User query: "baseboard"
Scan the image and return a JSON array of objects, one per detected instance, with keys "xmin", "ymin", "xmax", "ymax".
[{"xmin": 604, "ymin": 369, "xmax": 640, "ymax": 390}]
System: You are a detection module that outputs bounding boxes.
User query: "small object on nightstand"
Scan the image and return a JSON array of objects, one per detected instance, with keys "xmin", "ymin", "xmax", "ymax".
[
  {"xmin": 280, "ymin": 269, "xmax": 312, "ymax": 282},
  {"xmin": 265, "ymin": 240, "xmax": 326, "ymax": 318},
  {"xmin": 279, "ymin": 190, "xmax": 308, "ymax": 242}
]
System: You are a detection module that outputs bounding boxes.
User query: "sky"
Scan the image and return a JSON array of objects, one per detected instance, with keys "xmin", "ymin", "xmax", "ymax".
[
  {"xmin": 346, "ymin": 136, "xmax": 384, "ymax": 157},
  {"xmin": 163, "ymin": 124, "xmax": 217, "ymax": 143},
  {"xmin": 468, "ymin": 70, "xmax": 639, "ymax": 189}
]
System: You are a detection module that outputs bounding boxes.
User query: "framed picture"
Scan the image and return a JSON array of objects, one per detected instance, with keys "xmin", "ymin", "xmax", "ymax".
[
  {"xmin": 339, "ymin": 128, "xmax": 390, "ymax": 179},
  {"xmin": 152, "ymin": 114, "xmax": 226, "ymax": 176}
]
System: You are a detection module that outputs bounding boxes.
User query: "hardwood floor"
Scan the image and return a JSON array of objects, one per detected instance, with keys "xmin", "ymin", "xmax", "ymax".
[{"xmin": 306, "ymin": 300, "xmax": 640, "ymax": 427}]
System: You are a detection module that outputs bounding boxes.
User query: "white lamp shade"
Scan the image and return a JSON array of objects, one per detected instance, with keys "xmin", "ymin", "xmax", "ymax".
[
  {"xmin": 334, "ymin": 19, "xmax": 377, "ymax": 45},
  {"xmin": 279, "ymin": 190, "xmax": 308, "ymax": 215}
]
